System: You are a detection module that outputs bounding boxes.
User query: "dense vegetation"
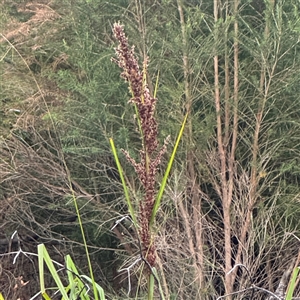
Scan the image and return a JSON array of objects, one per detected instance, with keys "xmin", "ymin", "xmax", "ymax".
[{"xmin": 1, "ymin": 0, "xmax": 300, "ymax": 299}]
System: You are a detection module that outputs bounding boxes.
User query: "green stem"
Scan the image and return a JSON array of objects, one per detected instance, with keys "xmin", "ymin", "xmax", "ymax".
[
  {"xmin": 148, "ymin": 273, "xmax": 155, "ymax": 300},
  {"xmin": 109, "ymin": 138, "xmax": 138, "ymax": 227},
  {"xmin": 150, "ymin": 113, "xmax": 188, "ymax": 227}
]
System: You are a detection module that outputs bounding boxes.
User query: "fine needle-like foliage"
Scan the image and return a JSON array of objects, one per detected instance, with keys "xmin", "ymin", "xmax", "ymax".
[{"xmin": 3, "ymin": 1, "xmax": 300, "ymax": 299}]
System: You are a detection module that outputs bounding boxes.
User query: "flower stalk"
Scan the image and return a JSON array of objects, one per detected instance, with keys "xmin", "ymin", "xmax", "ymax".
[{"xmin": 112, "ymin": 22, "xmax": 168, "ymax": 268}]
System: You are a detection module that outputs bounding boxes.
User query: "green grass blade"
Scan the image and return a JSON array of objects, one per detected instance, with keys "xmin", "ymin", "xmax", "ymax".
[
  {"xmin": 68, "ymin": 193, "xmax": 98, "ymax": 300},
  {"xmin": 41, "ymin": 293, "xmax": 51, "ymax": 300},
  {"xmin": 286, "ymin": 267, "xmax": 300, "ymax": 300},
  {"xmin": 66, "ymin": 255, "xmax": 76, "ymax": 299},
  {"xmin": 153, "ymin": 70, "xmax": 160, "ymax": 99},
  {"xmin": 109, "ymin": 138, "xmax": 137, "ymax": 227},
  {"xmin": 38, "ymin": 244, "xmax": 69, "ymax": 299},
  {"xmin": 151, "ymin": 267, "xmax": 166, "ymax": 300},
  {"xmin": 38, "ymin": 244, "xmax": 45, "ymax": 295},
  {"xmin": 81, "ymin": 276, "xmax": 106, "ymax": 300},
  {"xmin": 65, "ymin": 255, "xmax": 90, "ymax": 300},
  {"xmin": 150, "ymin": 113, "xmax": 188, "ymax": 227},
  {"xmin": 38, "ymin": 244, "xmax": 51, "ymax": 300},
  {"xmin": 148, "ymin": 273, "xmax": 155, "ymax": 300}
]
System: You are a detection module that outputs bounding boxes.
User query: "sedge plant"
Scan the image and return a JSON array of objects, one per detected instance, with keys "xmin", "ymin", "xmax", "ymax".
[{"xmin": 110, "ymin": 23, "xmax": 187, "ymax": 299}]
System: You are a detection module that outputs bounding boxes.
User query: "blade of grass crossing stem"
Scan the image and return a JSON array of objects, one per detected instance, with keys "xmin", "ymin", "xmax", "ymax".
[
  {"xmin": 286, "ymin": 267, "xmax": 300, "ymax": 300},
  {"xmin": 109, "ymin": 138, "xmax": 138, "ymax": 227},
  {"xmin": 81, "ymin": 276, "xmax": 106, "ymax": 300},
  {"xmin": 66, "ymin": 256, "xmax": 77, "ymax": 300},
  {"xmin": 66, "ymin": 255, "xmax": 91, "ymax": 300},
  {"xmin": 38, "ymin": 244, "xmax": 69, "ymax": 299},
  {"xmin": 41, "ymin": 294, "xmax": 51, "ymax": 300},
  {"xmin": 152, "ymin": 267, "xmax": 166, "ymax": 300},
  {"xmin": 65, "ymin": 255, "xmax": 84, "ymax": 300},
  {"xmin": 150, "ymin": 113, "xmax": 188, "ymax": 227}
]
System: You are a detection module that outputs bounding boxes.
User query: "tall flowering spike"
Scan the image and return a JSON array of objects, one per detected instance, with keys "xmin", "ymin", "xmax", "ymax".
[
  {"xmin": 112, "ymin": 23, "xmax": 141, "ymax": 93},
  {"xmin": 112, "ymin": 23, "xmax": 158, "ymax": 155},
  {"xmin": 112, "ymin": 23, "xmax": 169, "ymax": 268}
]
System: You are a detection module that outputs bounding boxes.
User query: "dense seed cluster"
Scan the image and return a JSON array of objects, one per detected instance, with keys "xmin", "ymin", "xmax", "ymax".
[{"xmin": 112, "ymin": 23, "xmax": 169, "ymax": 267}]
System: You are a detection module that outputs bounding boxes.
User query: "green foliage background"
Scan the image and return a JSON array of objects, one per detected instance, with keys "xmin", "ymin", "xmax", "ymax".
[{"xmin": 1, "ymin": 0, "xmax": 300, "ymax": 299}]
